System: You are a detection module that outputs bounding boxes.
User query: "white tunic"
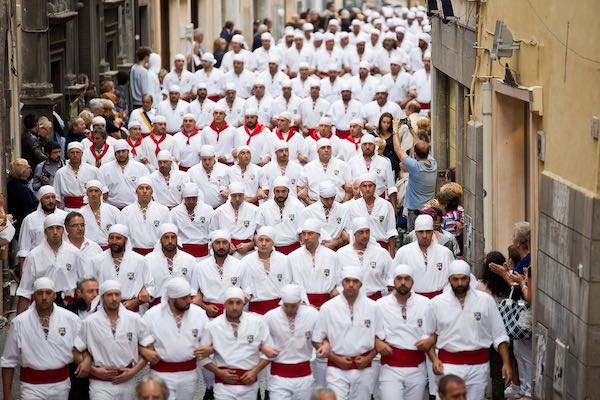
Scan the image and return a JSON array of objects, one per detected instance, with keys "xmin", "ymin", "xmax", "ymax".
[
  {"xmin": 242, "ymin": 250, "xmax": 291, "ymax": 301},
  {"xmin": 130, "ymin": 107, "xmax": 156, "ymax": 134},
  {"xmin": 253, "ymin": 46, "xmax": 282, "ymax": 72},
  {"xmin": 227, "ymin": 163, "xmax": 268, "ymax": 198},
  {"xmin": 211, "ymin": 201, "xmax": 260, "ymax": 241},
  {"xmin": 336, "ymin": 243, "xmax": 392, "ymax": 296},
  {"xmin": 79, "ymin": 203, "xmax": 121, "ymax": 246},
  {"xmin": 87, "ymin": 250, "xmax": 154, "ymax": 300},
  {"xmin": 191, "ymin": 256, "xmax": 245, "ymax": 303},
  {"xmin": 299, "ymin": 97, "xmax": 331, "ymax": 129},
  {"xmin": 139, "ymin": 133, "xmax": 181, "ymax": 171},
  {"xmin": 220, "ymin": 49, "xmax": 256, "ymax": 74},
  {"xmin": 413, "ymin": 68, "xmax": 432, "ymax": 106},
  {"xmin": 82, "ymin": 143, "xmax": 115, "ymax": 168},
  {"xmin": 266, "ymin": 130, "xmax": 306, "ymax": 162},
  {"xmin": 194, "ymin": 68, "xmax": 225, "ymax": 98},
  {"xmin": 119, "ymin": 201, "xmax": 171, "ymax": 249},
  {"xmin": 66, "ymin": 236, "xmax": 103, "ymax": 265},
  {"xmin": 170, "ymin": 203, "xmax": 215, "ymax": 245},
  {"xmin": 216, "ymin": 97, "xmax": 246, "ymax": 128},
  {"xmin": 173, "ymin": 129, "xmax": 203, "ymax": 168},
  {"xmin": 304, "ymin": 134, "xmax": 345, "ymax": 162},
  {"xmin": 244, "ymin": 95, "xmax": 275, "ymax": 126},
  {"xmin": 234, "ymin": 125, "xmax": 273, "ymax": 164},
  {"xmin": 53, "ymin": 162, "xmax": 102, "ymax": 209},
  {"xmin": 264, "ymin": 305, "xmax": 319, "ymax": 364},
  {"xmin": 258, "ymin": 70, "xmax": 289, "ymax": 98},
  {"xmin": 393, "ymin": 241, "xmax": 454, "ymax": 294},
  {"xmin": 299, "ymin": 157, "xmax": 350, "ymax": 202},
  {"xmin": 431, "ymin": 289, "xmax": 509, "ymax": 352},
  {"xmin": 347, "ymin": 155, "xmax": 397, "ymax": 198},
  {"xmin": 189, "ymin": 98, "xmax": 217, "ymax": 129},
  {"xmin": 223, "ymin": 69, "xmax": 256, "ymax": 99},
  {"xmin": 376, "ymin": 292, "xmax": 434, "ymax": 349},
  {"xmin": 261, "ymin": 159, "xmax": 303, "ymax": 198},
  {"xmin": 145, "ymin": 249, "xmax": 198, "ymax": 298},
  {"xmin": 320, "ymin": 77, "xmax": 346, "ymax": 104},
  {"xmin": 200, "ymin": 124, "xmax": 238, "ymax": 164},
  {"xmin": 288, "ymin": 245, "xmax": 340, "ymax": 295},
  {"xmin": 329, "ymin": 99, "xmax": 365, "ymax": 132},
  {"xmin": 75, "ymin": 305, "xmax": 148, "ymax": 368},
  {"xmin": 347, "ymin": 198, "xmax": 399, "ymax": 242},
  {"xmin": 258, "ymin": 197, "xmax": 304, "ymax": 246},
  {"xmin": 162, "ymin": 69, "xmax": 196, "ymax": 96},
  {"xmin": 381, "ymin": 71, "xmax": 414, "ymax": 105},
  {"xmin": 17, "ymin": 240, "xmax": 82, "ymax": 299},
  {"xmin": 363, "ymin": 101, "xmax": 403, "ymax": 126},
  {"xmin": 1, "ymin": 306, "xmax": 81, "ymax": 370},
  {"xmin": 270, "ymin": 94, "xmax": 302, "ymax": 118},
  {"xmin": 149, "ymin": 169, "xmax": 190, "ymax": 208},
  {"xmin": 18, "ymin": 207, "xmax": 68, "ymax": 253},
  {"xmin": 348, "ymin": 75, "xmax": 379, "ymax": 104},
  {"xmin": 140, "ymin": 303, "xmax": 209, "ymax": 362},
  {"xmin": 291, "ymin": 77, "xmax": 312, "ymax": 98},
  {"xmin": 100, "ymin": 159, "xmax": 149, "ymax": 209},
  {"xmin": 312, "ymin": 294, "xmax": 383, "ymax": 356},
  {"xmin": 314, "ymin": 48, "xmax": 344, "ymax": 74},
  {"xmin": 284, "ymin": 46, "xmax": 314, "ymax": 74},
  {"xmin": 300, "ymin": 201, "xmax": 349, "ymax": 241},
  {"xmin": 186, "ymin": 162, "xmax": 230, "ymax": 209}
]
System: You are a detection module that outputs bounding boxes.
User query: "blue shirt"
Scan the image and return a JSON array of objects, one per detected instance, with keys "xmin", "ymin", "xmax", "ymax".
[{"xmin": 402, "ymin": 156, "xmax": 438, "ymax": 210}]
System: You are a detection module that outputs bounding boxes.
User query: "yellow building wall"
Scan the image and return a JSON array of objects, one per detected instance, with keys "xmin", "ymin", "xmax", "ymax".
[{"xmin": 472, "ymin": 0, "xmax": 600, "ymax": 193}]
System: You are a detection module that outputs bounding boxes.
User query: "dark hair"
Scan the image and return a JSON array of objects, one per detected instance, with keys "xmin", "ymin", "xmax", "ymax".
[
  {"xmin": 116, "ymin": 71, "xmax": 129, "ymax": 86},
  {"xmin": 224, "ymin": 21, "xmax": 234, "ymax": 30},
  {"xmin": 438, "ymin": 374, "xmax": 466, "ymax": 396},
  {"xmin": 65, "ymin": 211, "xmax": 84, "ymax": 226},
  {"xmin": 24, "ymin": 114, "xmax": 37, "ymax": 130},
  {"xmin": 414, "ymin": 141, "xmax": 430, "ymax": 159},
  {"xmin": 77, "ymin": 73, "xmax": 89, "ymax": 84},
  {"xmin": 437, "ymin": 189, "xmax": 461, "ymax": 212},
  {"xmin": 480, "ymin": 251, "xmax": 511, "ymax": 299},
  {"xmin": 377, "ymin": 112, "xmax": 394, "ymax": 135},
  {"xmin": 507, "ymin": 245, "xmax": 521, "ymax": 266},
  {"xmin": 43, "ymin": 141, "xmax": 61, "ymax": 155},
  {"xmin": 417, "ymin": 130, "xmax": 430, "ymax": 143},
  {"xmin": 92, "ymin": 127, "xmax": 107, "ymax": 139},
  {"xmin": 445, "ymin": 167, "xmax": 456, "ymax": 182},
  {"xmin": 84, "ymin": 90, "xmax": 99, "ymax": 105},
  {"xmin": 135, "ymin": 46, "xmax": 152, "ymax": 61}
]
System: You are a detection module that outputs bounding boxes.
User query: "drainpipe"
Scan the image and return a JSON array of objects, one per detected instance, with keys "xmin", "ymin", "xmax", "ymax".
[{"xmin": 482, "ymin": 81, "xmax": 492, "ymax": 252}]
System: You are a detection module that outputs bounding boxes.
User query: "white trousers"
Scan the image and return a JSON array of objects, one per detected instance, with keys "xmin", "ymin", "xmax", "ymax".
[
  {"xmin": 314, "ymin": 356, "xmax": 328, "ymax": 387},
  {"xmin": 152, "ymin": 369, "xmax": 200, "ymax": 400},
  {"xmin": 326, "ymin": 366, "xmax": 374, "ymax": 400},
  {"xmin": 370, "ymin": 356, "xmax": 381, "ymax": 394},
  {"xmin": 268, "ymin": 375, "xmax": 314, "ymax": 400},
  {"xmin": 214, "ymin": 381, "xmax": 259, "ymax": 400},
  {"xmin": 90, "ymin": 379, "xmax": 136, "ymax": 400},
  {"xmin": 426, "ymin": 354, "xmax": 438, "ymax": 395},
  {"xmin": 379, "ymin": 363, "xmax": 427, "ymax": 400},
  {"xmin": 20, "ymin": 379, "xmax": 70, "ymax": 400},
  {"xmin": 441, "ymin": 362, "xmax": 490, "ymax": 400},
  {"xmin": 514, "ymin": 338, "xmax": 532, "ymax": 397}
]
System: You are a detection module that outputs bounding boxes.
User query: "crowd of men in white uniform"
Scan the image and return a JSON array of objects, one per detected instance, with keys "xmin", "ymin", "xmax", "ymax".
[{"xmin": 1, "ymin": 4, "xmax": 511, "ymax": 400}]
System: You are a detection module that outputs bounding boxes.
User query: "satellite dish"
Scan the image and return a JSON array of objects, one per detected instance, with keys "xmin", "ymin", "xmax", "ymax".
[{"xmin": 491, "ymin": 20, "xmax": 520, "ymax": 60}]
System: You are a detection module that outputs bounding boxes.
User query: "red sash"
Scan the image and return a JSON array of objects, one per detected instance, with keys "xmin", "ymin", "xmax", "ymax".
[
  {"xmin": 274, "ymin": 242, "xmax": 301, "ymax": 255},
  {"xmin": 336, "ymin": 129, "xmax": 351, "ymax": 139},
  {"xmin": 244, "ymin": 123, "xmax": 265, "ymax": 145},
  {"xmin": 270, "ymin": 361, "xmax": 312, "ymax": 378},
  {"xmin": 179, "ymin": 165, "xmax": 190, "ymax": 171},
  {"xmin": 90, "ymin": 144, "xmax": 110, "ymax": 168},
  {"xmin": 310, "ymin": 131, "xmax": 333, "ymax": 141},
  {"xmin": 248, "ymin": 298, "xmax": 281, "ymax": 315},
  {"xmin": 20, "ymin": 366, "xmax": 69, "ymax": 384},
  {"xmin": 275, "ymin": 127, "xmax": 296, "ymax": 142},
  {"xmin": 182, "ymin": 128, "xmax": 200, "ymax": 145},
  {"xmin": 149, "ymin": 133, "xmax": 167, "ymax": 156},
  {"xmin": 181, "ymin": 243, "xmax": 209, "ymax": 257},
  {"xmin": 377, "ymin": 241, "xmax": 389, "ymax": 250},
  {"xmin": 208, "ymin": 95, "xmax": 221, "ymax": 102},
  {"xmin": 368, "ymin": 292, "xmax": 382, "ymax": 301},
  {"xmin": 419, "ymin": 102, "xmax": 431, "ymax": 110},
  {"xmin": 307, "ymin": 293, "xmax": 331, "ymax": 309},
  {"xmin": 346, "ymin": 135, "xmax": 363, "ymax": 150},
  {"xmin": 231, "ymin": 238, "xmax": 252, "ymax": 247},
  {"xmin": 209, "ymin": 121, "xmax": 229, "ymax": 142},
  {"xmin": 381, "ymin": 347, "xmax": 426, "ymax": 368},
  {"xmin": 150, "ymin": 359, "xmax": 197, "ymax": 373},
  {"xmin": 149, "ymin": 297, "xmax": 161, "ymax": 308},
  {"xmin": 416, "ymin": 290, "xmax": 444, "ymax": 299},
  {"xmin": 63, "ymin": 196, "xmax": 84, "ymax": 208},
  {"xmin": 204, "ymin": 302, "xmax": 224, "ymax": 316},
  {"xmin": 327, "ymin": 350, "xmax": 373, "ymax": 369},
  {"xmin": 214, "ymin": 368, "xmax": 251, "ymax": 385},
  {"xmin": 133, "ymin": 247, "xmax": 154, "ymax": 256},
  {"xmin": 126, "ymin": 136, "xmax": 143, "ymax": 157},
  {"xmin": 438, "ymin": 348, "xmax": 489, "ymax": 365}
]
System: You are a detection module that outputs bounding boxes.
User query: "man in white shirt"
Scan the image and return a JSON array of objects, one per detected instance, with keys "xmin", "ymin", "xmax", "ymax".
[
  {"xmin": 339, "ymin": 119, "xmax": 366, "ymax": 161},
  {"xmin": 290, "ymin": 62, "xmax": 312, "ymax": 98},
  {"xmin": 270, "ymin": 80, "xmax": 302, "ymax": 119},
  {"xmin": 264, "ymin": 284, "xmax": 319, "ymax": 400},
  {"xmin": 194, "ymin": 52, "xmax": 224, "ymax": 102},
  {"xmin": 129, "ymin": 94, "xmax": 156, "ymax": 135},
  {"xmin": 393, "ymin": 214, "xmax": 454, "ymax": 299},
  {"xmin": 227, "ymin": 146, "xmax": 268, "ymax": 204},
  {"xmin": 74, "ymin": 280, "xmax": 148, "ymax": 399},
  {"xmin": 18, "ymin": 185, "xmax": 68, "ymax": 254},
  {"xmin": 186, "ymin": 144, "xmax": 231, "ymax": 209},
  {"xmin": 258, "ymin": 56, "xmax": 288, "ymax": 100},
  {"xmin": 347, "ymin": 61, "xmax": 379, "ymax": 105},
  {"xmin": 267, "ymin": 113, "xmax": 307, "ymax": 164},
  {"xmin": 144, "ymin": 224, "xmax": 197, "ymax": 306},
  {"xmin": 375, "ymin": 264, "xmax": 436, "ymax": 400},
  {"xmin": 201, "ymin": 106, "xmax": 238, "ymax": 165},
  {"xmin": 119, "ymin": 176, "xmax": 171, "ymax": 255},
  {"xmin": 216, "ymin": 83, "xmax": 246, "ymax": 128},
  {"xmin": 381, "ymin": 56, "xmax": 414, "ymax": 108},
  {"xmin": 125, "ymin": 121, "xmax": 145, "ymax": 162},
  {"xmin": 139, "ymin": 115, "xmax": 181, "ymax": 171},
  {"xmin": 54, "ymin": 142, "xmax": 102, "ymax": 210},
  {"xmin": 223, "ymin": 56, "xmax": 255, "ymax": 100},
  {"xmin": 299, "ymin": 79, "xmax": 331, "ymax": 137},
  {"xmin": 364, "ymin": 86, "xmax": 403, "ymax": 131},
  {"xmin": 300, "ymin": 180, "xmax": 350, "ymax": 250},
  {"xmin": 100, "ymin": 139, "xmax": 149, "ymax": 209},
  {"xmin": 199, "ymin": 287, "xmax": 275, "ymax": 400},
  {"xmin": 162, "ymin": 53, "xmax": 196, "ymax": 101},
  {"xmin": 79, "ymin": 180, "xmax": 121, "ymax": 249},
  {"xmin": 258, "ymin": 176, "xmax": 304, "ymax": 254},
  {"xmin": 173, "ymin": 113, "xmax": 202, "ymax": 171},
  {"xmin": 189, "ymin": 83, "xmax": 217, "ymax": 130},
  {"xmin": 244, "ymin": 80, "xmax": 274, "ymax": 127},
  {"xmin": 413, "ymin": 52, "xmax": 432, "ymax": 115},
  {"xmin": 64, "ymin": 211, "xmax": 103, "ymax": 263},
  {"xmin": 149, "ymin": 150, "xmax": 189, "ymax": 208},
  {"xmin": 304, "ymin": 117, "xmax": 344, "ymax": 162},
  {"xmin": 429, "ymin": 260, "xmax": 512, "ymax": 400},
  {"xmin": 314, "ymin": 33, "xmax": 344, "ymax": 76},
  {"xmin": 234, "ymin": 109, "xmax": 272, "ymax": 165},
  {"xmin": 16, "ymin": 213, "xmax": 82, "ymax": 314},
  {"xmin": 211, "ymin": 182, "xmax": 259, "ymax": 258},
  {"xmin": 1, "ymin": 277, "xmax": 84, "ymax": 400},
  {"xmin": 140, "ymin": 277, "xmax": 210, "ymax": 400},
  {"xmin": 284, "ymin": 35, "xmax": 314, "ymax": 77},
  {"xmin": 156, "ymin": 85, "xmax": 191, "ymax": 135},
  {"xmin": 253, "ymin": 32, "xmax": 281, "ymax": 73},
  {"xmin": 329, "ymin": 83, "xmax": 364, "ymax": 140},
  {"xmin": 320, "ymin": 64, "xmax": 345, "ymax": 104},
  {"xmin": 344, "ymin": 39, "xmax": 374, "ymax": 77},
  {"xmin": 82, "ymin": 128, "xmax": 115, "ymax": 168},
  {"xmin": 336, "ymin": 217, "xmax": 392, "ymax": 301},
  {"xmin": 170, "ymin": 182, "xmax": 215, "ymax": 259},
  {"xmin": 312, "ymin": 266, "xmax": 383, "ymax": 400},
  {"xmin": 220, "ymin": 34, "xmax": 255, "ymax": 73}
]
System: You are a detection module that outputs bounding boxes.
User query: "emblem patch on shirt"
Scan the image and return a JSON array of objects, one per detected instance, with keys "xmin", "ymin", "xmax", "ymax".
[
  {"xmin": 243, "ymin": 220, "xmax": 250, "ymax": 228},
  {"xmin": 131, "ymin": 176, "xmax": 137, "ymax": 182},
  {"xmin": 58, "ymin": 327, "xmax": 66, "ymax": 336},
  {"xmin": 230, "ymin": 277, "xmax": 238, "ymax": 285},
  {"xmin": 436, "ymin": 262, "xmax": 443, "ymax": 271},
  {"xmin": 182, "ymin": 268, "xmax": 188, "ymax": 276},
  {"xmin": 417, "ymin": 318, "xmax": 423, "ymax": 328},
  {"xmin": 277, "ymin": 273, "xmax": 283, "ymax": 282},
  {"xmin": 177, "ymin": 185, "xmax": 182, "ymax": 192},
  {"xmin": 333, "ymin": 170, "xmax": 339, "ymax": 176},
  {"xmin": 336, "ymin": 217, "xmax": 342, "ymax": 224},
  {"xmin": 127, "ymin": 332, "xmax": 133, "ymax": 341},
  {"xmin": 289, "ymin": 213, "xmax": 295, "ymax": 221},
  {"xmin": 216, "ymin": 176, "xmax": 222, "ymax": 182},
  {"xmin": 305, "ymin": 331, "xmax": 311, "ymax": 340},
  {"xmin": 250, "ymin": 174, "xmax": 255, "ymax": 180},
  {"xmin": 474, "ymin": 312, "xmax": 482, "ymax": 321},
  {"xmin": 369, "ymin": 261, "xmax": 376, "ymax": 269},
  {"xmin": 199, "ymin": 216, "xmax": 205, "ymax": 224},
  {"xmin": 127, "ymin": 272, "xmax": 135, "ymax": 280},
  {"xmin": 247, "ymin": 335, "xmax": 254, "ymax": 343},
  {"xmin": 106, "ymin": 224, "xmax": 113, "ymax": 231},
  {"xmin": 323, "ymin": 268, "xmax": 330, "ymax": 277},
  {"xmin": 376, "ymin": 168, "xmax": 381, "ymax": 174},
  {"xmin": 65, "ymin": 263, "xmax": 72, "ymax": 271},
  {"xmin": 364, "ymin": 319, "xmax": 371, "ymax": 328},
  {"xmin": 378, "ymin": 215, "xmax": 384, "ymax": 223},
  {"xmin": 291, "ymin": 178, "xmax": 296, "ymax": 185},
  {"xmin": 192, "ymin": 329, "xmax": 199, "ymax": 338},
  {"xmin": 153, "ymin": 220, "xmax": 160, "ymax": 227}
]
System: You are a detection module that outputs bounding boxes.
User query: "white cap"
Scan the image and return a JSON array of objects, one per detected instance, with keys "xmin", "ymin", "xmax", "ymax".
[
  {"xmin": 316, "ymin": 138, "xmax": 331, "ymax": 149},
  {"xmin": 174, "ymin": 53, "xmax": 186, "ymax": 62},
  {"xmin": 253, "ymin": 78, "xmax": 265, "ymax": 87},
  {"xmin": 166, "ymin": 277, "xmax": 193, "ymax": 299},
  {"xmin": 201, "ymin": 52, "xmax": 216, "ymax": 64},
  {"xmin": 244, "ymin": 108, "xmax": 258, "ymax": 116},
  {"xmin": 223, "ymin": 286, "xmax": 245, "ymax": 302},
  {"xmin": 328, "ymin": 63, "xmax": 338, "ymax": 72},
  {"xmin": 113, "ymin": 139, "xmax": 129, "ymax": 152},
  {"xmin": 232, "ymin": 54, "xmax": 245, "ymax": 63},
  {"xmin": 418, "ymin": 32, "xmax": 431, "ymax": 42},
  {"xmin": 395, "ymin": 26, "xmax": 406, "ymax": 34},
  {"xmin": 183, "ymin": 113, "xmax": 196, "ymax": 121},
  {"xmin": 294, "ymin": 31, "xmax": 304, "ymax": 40},
  {"xmin": 393, "ymin": 264, "xmax": 414, "ymax": 279},
  {"xmin": 168, "ymin": 85, "xmax": 181, "ymax": 93},
  {"xmin": 309, "ymin": 78, "xmax": 321, "ymax": 88},
  {"xmin": 268, "ymin": 55, "xmax": 280, "ymax": 64},
  {"xmin": 319, "ymin": 181, "xmax": 337, "ymax": 198},
  {"xmin": 323, "ymin": 32, "xmax": 335, "ymax": 41},
  {"xmin": 273, "ymin": 140, "xmax": 289, "ymax": 152},
  {"xmin": 375, "ymin": 85, "xmax": 388, "ymax": 93},
  {"xmin": 339, "ymin": 31, "xmax": 349, "ymax": 39},
  {"xmin": 182, "ymin": 182, "xmax": 200, "ymax": 198},
  {"xmin": 285, "ymin": 27, "xmax": 295, "ymax": 36},
  {"xmin": 449, "ymin": 260, "xmax": 471, "ymax": 277},
  {"xmin": 212, "ymin": 104, "xmax": 226, "ymax": 113},
  {"xmin": 299, "ymin": 218, "xmax": 321, "ymax": 234},
  {"xmin": 108, "ymin": 223, "xmax": 129, "ymax": 239},
  {"xmin": 85, "ymin": 180, "xmax": 103, "ymax": 190},
  {"xmin": 199, "ymin": 144, "xmax": 216, "ymax": 157},
  {"xmin": 92, "ymin": 116, "xmax": 106, "ymax": 126},
  {"xmin": 225, "ymin": 82, "xmax": 237, "ymax": 92},
  {"xmin": 361, "ymin": 135, "xmax": 376, "ymax": 144},
  {"xmin": 44, "ymin": 213, "xmax": 64, "ymax": 229},
  {"xmin": 228, "ymin": 181, "xmax": 245, "ymax": 195},
  {"xmin": 352, "ymin": 19, "xmax": 361, "ymax": 26},
  {"xmin": 278, "ymin": 111, "xmax": 293, "ymax": 121},
  {"xmin": 281, "ymin": 79, "xmax": 292, "ymax": 88},
  {"xmin": 159, "ymin": 223, "xmax": 178, "ymax": 238},
  {"xmin": 414, "ymin": 214, "xmax": 434, "ymax": 231},
  {"xmin": 339, "ymin": 81, "xmax": 352, "ymax": 92},
  {"xmin": 280, "ymin": 284, "xmax": 302, "ymax": 304},
  {"xmin": 341, "ymin": 266, "xmax": 364, "ymax": 282},
  {"xmin": 196, "ymin": 82, "xmax": 208, "ymax": 91},
  {"xmin": 359, "ymin": 173, "xmax": 376, "ymax": 184},
  {"xmin": 128, "ymin": 120, "xmax": 142, "ymax": 129},
  {"xmin": 350, "ymin": 118, "xmax": 364, "ymax": 127},
  {"xmin": 407, "ymin": 11, "xmax": 416, "ymax": 19},
  {"xmin": 313, "ymin": 32, "xmax": 324, "ymax": 41},
  {"xmin": 298, "ymin": 61, "xmax": 310, "ymax": 69},
  {"xmin": 272, "ymin": 176, "xmax": 290, "ymax": 189},
  {"xmin": 157, "ymin": 150, "xmax": 172, "ymax": 161},
  {"xmin": 100, "ymin": 280, "xmax": 121, "ymax": 296},
  {"xmin": 353, "ymin": 217, "xmax": 370, "ymax": 232},
  {"xmin": 328, "ymin": 19, "xmax": 339, "ymax": 26},
  {"xmin": 318, "ymin": 116, "xmax": 332, "ymax": 126},
  {"xmin": 358, "ymin": 61, "xmax": 370, "ymax": 70},
  {"xmin": 256, "ymin": 226, "xmax": 275, "ymax": 240},
  {"xmin": 231, "ymin": 34, "xmax": 245, "ymax": 44},
  {"xmin": 153, "ymin": 115, "xmax": 167, "ymax": 124},
  {"xmin": 261, "ymin": 32, "xmax": 273, "ymax": 41},
  {"xmin": 390, "ymin": 56, "xmax": 403, "ymax": 66},
  {"xmin": 37, "ymin": 185, "xmax": 56, "ymax": 200},
  {"xmin": 303, "ymin": 22, "xmax": 314, "ymax": 30},
  {"xmin": 67, "ymin": 142, "xmax": 84, "ymax": 152},
  {"xmin": 210, "ymin": 229, "xmax": 231, "ymax": 243},
  {"xmin": 136, "ymin": 176, "xmax": 153, "ymax": 190},
  {"xmin": 237, "ymin": 144, "xmax": 251, "ymax": 154},
  {"xmin": 371, "ymin": 29, "xmax": 380, "ymax": 36},
  {"xmin": 33, "ymin": 277, "xmax": 55, "ymax": 292}
]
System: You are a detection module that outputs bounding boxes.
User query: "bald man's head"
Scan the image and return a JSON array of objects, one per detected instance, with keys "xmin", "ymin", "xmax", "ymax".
[{"xmin": 414, "ymin": 141, "xmax": 430, "ymax": 159}]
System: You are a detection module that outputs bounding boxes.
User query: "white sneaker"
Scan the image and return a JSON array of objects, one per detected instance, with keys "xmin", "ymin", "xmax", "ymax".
[{"xmin": 504, "ymin": 385, "xmax": 521, "ymax": 399}]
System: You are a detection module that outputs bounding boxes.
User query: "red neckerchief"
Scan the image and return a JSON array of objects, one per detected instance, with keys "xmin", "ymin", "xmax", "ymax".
[
  {"xmin": 209, "ymin": 121, "xmax": 229, "ymax": 142},
  {"xmin": 346, "ymin": 135, "xmax": 363, "ymax": 151},
  {"xmin": 150, "ymin": 133, "xmax": 167, "ymax": 156},
  {"xmin": 310, "ymin": 130, "xmax": 333, "ymax": 141},
  {"xmin": 182, "ymin": 128, "xmax": 200, "ymax": 145},
  {"xmin": 244, "ymin": 123, "xmax": 265, "ymax": 145},
  {"xmin": 126, "ymin": 136, "xmax": 143, "ymax": 156},
  {"xmin": 90, "ymin": 144, "xmax": 110, "ymax": 168},
  {"xmin": 275, "ymin": 127, "xmax": 296, "ymax": 141}
]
